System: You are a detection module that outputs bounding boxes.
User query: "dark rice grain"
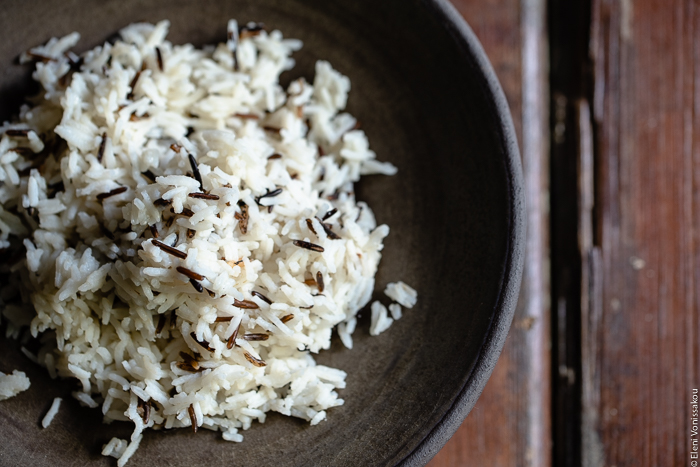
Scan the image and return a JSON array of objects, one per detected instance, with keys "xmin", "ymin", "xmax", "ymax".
[
  {"xmin": 190, "ymin": 332, "xmax": 213, "ymax": 351},
  {"xmin": 243, "ymin": 333, "xmax": 269, "ymax": 341},
  {"xmin": 153, "ymin": 198, "xmax": 171, "ymax": 207},
  {"xmin": 188, "ymin": 404, "xmax": 198, "ymax": 433},
  {"xmin": 96, "ymin": 186, "xmax": 127, "ymax": 201},
  {"xmin": 322, "ymin": 208, "xmax": 338, "ymax": 221},
  {"xmin": 97, "ymin": 132, "xmax": 107, "ymax": 162},
  {"xmin": 251, "ymin": 291, "xmax": 272, "ymax": 305},
  {"xmin": 227, "ymin": 323, "xmax": 240, "ymax": 349},
  {"xmin": 292, "ymin": 240, "xmax": 324, "ymax": 253},
  {"xmin": 151, "ymin": 239, "xmax": 187, "ymax": 259},
  {"xmin": 155, "ymin": 46, "xmax": 163, "ymax": 71},
  {"xmin": 234, "ymin": 298, "xmax": 259, "ymax": 309},
  {"xmin": 243, "ymin": 351, "xmax": 266, "ymax": 367},
  {"xmin": 189, "ymin": 278, "xmax": 204, "ymax": 293},
  {"xmin": 176, "ymin": 266, "xmax": 204, "ymax": 281},
  {"xmin": 188, "ymin": 192, "xmax": 219, "ymax": 200},
  {"xmin": 188, "ymin": 153, "xmax": 203, "ymax": 190},
  {"xmin": 305, "ymin": 219, "xmax": 317, "ymax": 235},
  {"xmin": 155, "ymin": 313, "xmax": 166, "ymax": 335},
  {"xmin": 127, "ymin": 70, "xmax": 141, "ymax": 99}
]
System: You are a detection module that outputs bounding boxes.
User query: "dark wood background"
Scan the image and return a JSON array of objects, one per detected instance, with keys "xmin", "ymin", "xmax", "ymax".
[{"xmin": 429, "ymin": 0, "xmax": 700, "ymax": 466}]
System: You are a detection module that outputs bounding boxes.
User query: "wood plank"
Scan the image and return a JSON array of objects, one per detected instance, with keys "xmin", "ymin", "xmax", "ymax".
[
  {"xmin": 584, "ymin": 0, "xmax": 700, "ymax": 465},
  {"xmin": 428, "ymin": 1, "xmax": 551, "ymax": 465}
]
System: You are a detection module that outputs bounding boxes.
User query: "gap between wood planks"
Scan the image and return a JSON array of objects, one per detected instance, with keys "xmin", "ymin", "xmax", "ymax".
[{"xmin": 549, "ymin": 0, "xmax": 594, "ymax": 465}]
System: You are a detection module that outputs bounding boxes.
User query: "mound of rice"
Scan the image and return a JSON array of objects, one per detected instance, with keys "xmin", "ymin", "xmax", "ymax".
[
  {"xmin": 0, "ymin": 20, "xmax": 416, "ymax": 465},
  {"xmin": 0, "ymin": 370, "xmax": 31, "ymax": 401}
]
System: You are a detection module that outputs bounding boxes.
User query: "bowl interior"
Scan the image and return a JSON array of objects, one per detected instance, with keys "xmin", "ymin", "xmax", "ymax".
[{"xmin": 0, "ymin": 0, "xmax": 518, "ymax": 465}]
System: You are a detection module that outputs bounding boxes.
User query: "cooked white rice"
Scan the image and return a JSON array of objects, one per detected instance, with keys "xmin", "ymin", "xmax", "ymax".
[
  {"xmin": 0, "ymin": 19, "xmax": 416, "ymax": 464},
  {"xmin": 41, "ymin": 396, "xmax": 62, "ymax": 428},
  {"xmin": 384, "ymin": 281, "xmax": 418, "ymax": 308},
  {"xmin": 369, "ymin": 300, "xmax": 393, "ymax": 336},
  {"xmin": 0, "ymin": 370, "xmax": 31, "ymax": 401}
]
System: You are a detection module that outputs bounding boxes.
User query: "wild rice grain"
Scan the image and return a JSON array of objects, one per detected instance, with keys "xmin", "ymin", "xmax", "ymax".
[
  {"xmin": 235, "ymin": 200, "xmax": 249, "ymax": 234},
  {"xmin": 316, "ymin": 271, "xmax": 325, "ymax": 293},
  {"xmin": 96, "ymin": 186, "xmax": 127, "ymax": 200},
  {"xmin": 142, "ymin": 170, "xmax": 156, "ymax": 182},
  {"xmin": 243, "ymin": 333, "xmax": 269, "ymax": 341},
  {"xmin": 251, "ymin": 291, "xmax": 272, "ymax": 305},
  {"xmin": 127, "ymin": 70, "xmax": 141, "ymax": 99},
  {"xmin": 153, "ymin": 198, "xmax": 171, "ymax": 207},
  {"xmin": 188, "ymin": 154, "xmax": 203, "ymax": 190},
  {"xmin": 25, "ymin": 51, "xmax": 54, "ymax": 63},
  {"xmin": 169, "ymin": 309, "xmax": 177, "ymax": 330},
  {"xmin": 188, "ymin": 192, "xmax": 219, "ymax": 200},
  {"xmin": 151, "ymin": 239, "xmax": 187, "ymax": 259},
  {"xmin": 179, "ymin": 352, "xmax": 200, "ymax": 370},
  {"xmin": 292, "ymin": 240, "xmax": 324, "ymax": 253},
  {"xmin": 254, "ymin": 187, "xmax": 282, "ymax": 205},
  {"xmin": 170, "ymin": 207, "xmax": 194, "ymax": 217},
  {"xmin": 233, "ymin": 298, "xmax": 259, "ymax": 309},
  {"xmin": 243, "ymin": 351, "xmax": 266, "ymax": 367},
  {"xmin": 188, "ymin": 404, "xmax": 198, "ymax": 433},
  {"xmin": 227, "ymin": 324, "xmax": 240, "ymax": 349},
  {"xmin": 190, "ymin": 332, "xmax": 212, "ymax": 351},
  {"xmin": 176, "ymin": 266, "xmax": 204, "ymax": 281},
  {"xmin": 305, "ymin": 219, "xmax": 317, "ymax": 235},
  {"xmin": 155, "ymin": 313, "xmax": 166, "ymax": 335},
  {"xmin": 322, "ymin": 208, "xmax": 338, "ymax": 221},
  {"xmin": 155, "ymin": 46, "xmax": 163, "ymax": 71},
  {"xmin": 97, "ymin": 132, "xmax": 107, "ymax": 162},
  {"xmin": 321, "ymin": 222, "xmax": 341, "ymax": 240},
  {"xmin": 239, "ymin": 23, "xmax": 265, "ymax": 40},
  {"xmin": 137, "ymin": 398, "xmax": 150, "ymax": 424},
  {"xmin": 189, "ymin": 278, "xmax": 203, "ymax": 293}
]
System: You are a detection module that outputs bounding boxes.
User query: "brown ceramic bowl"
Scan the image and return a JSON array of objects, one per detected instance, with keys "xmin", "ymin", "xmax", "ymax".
[{"xmin": 0, "ymin": 0, "xmax": 524, "ymax": 465}]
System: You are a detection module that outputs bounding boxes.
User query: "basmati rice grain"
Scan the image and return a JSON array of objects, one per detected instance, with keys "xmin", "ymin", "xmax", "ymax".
[
  {"xmin": 389, "ymin": 303, "xmax": 403, "ymax": 320},
  {"xmin": 41, "ymin": 397, "xmax": 62, "ymax": 428}
]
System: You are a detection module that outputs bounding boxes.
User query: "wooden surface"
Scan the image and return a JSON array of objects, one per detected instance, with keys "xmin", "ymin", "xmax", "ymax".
[
  {"xmin": 582, "ymin": 0, "xmax": 700, "ymax": 465},
  {"xmin": 429, "ymin": 1, "xmax": 551, "ymax": 466},
  {"xmin": 431, "ymin": 0, "xmax": 700, "ymax": 466}
]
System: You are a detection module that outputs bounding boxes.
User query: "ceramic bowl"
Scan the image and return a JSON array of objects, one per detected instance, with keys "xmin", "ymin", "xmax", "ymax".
[{"xmin": 0, "ymin": 0, "xmax": 524, "ymax": 465}]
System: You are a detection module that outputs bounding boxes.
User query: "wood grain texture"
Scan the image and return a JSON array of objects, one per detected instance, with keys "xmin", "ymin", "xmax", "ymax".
[
  {"xmin": 584, "ymin": 0, "xmax": 700, "ymax": 465},
  {"xmin": 429, "ymin": 1, "xmax": 551, "ymax": 466}
]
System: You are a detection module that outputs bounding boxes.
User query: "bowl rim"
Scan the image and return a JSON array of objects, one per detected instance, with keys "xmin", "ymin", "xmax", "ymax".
[{"xmin": 399, "ymin": 0, "xmax": 525, "ymax": 464}]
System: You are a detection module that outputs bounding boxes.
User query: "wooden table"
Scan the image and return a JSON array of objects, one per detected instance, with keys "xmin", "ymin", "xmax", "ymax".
[{"xmin": 429, "ymin": 1, "xmax": 699, "ymax": 466}]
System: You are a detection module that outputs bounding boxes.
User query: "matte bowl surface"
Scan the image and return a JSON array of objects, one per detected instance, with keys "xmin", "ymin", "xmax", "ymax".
[{"xmin": 0, "ymin": 0, "xmax": 523, "ymax": 465}]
